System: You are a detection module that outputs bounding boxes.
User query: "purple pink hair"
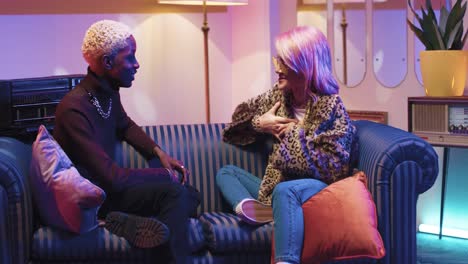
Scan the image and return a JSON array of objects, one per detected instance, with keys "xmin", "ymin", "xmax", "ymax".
[{"xmin": 275, "ymin": 26, "xmax": 339, "ymax": 96}]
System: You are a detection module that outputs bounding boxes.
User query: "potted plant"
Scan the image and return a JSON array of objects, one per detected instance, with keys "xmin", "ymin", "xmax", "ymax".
[{"xmin": 407, "ymin": 0, "xmax": 468, "ymax": 96}]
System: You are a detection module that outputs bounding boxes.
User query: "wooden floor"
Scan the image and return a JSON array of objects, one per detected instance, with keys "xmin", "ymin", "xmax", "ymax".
[{"xmin": 417, "ymin": 232, "xmax": 468, "ymax": 264}]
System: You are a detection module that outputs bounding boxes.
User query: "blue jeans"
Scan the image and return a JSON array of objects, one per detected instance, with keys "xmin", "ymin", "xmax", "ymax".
[
  {"xmin": 215, "ymin": 165, "xmax": 261, "ymax": 209},
  {"xmin": 216, "ymin": 165, "xmax": 327, "ymax": 263},
  {"xmin": 272, "ymin": 179, "xmax": 327, "ymax": 264}
]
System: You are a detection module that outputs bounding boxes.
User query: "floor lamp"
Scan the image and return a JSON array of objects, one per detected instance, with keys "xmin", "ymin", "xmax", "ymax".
[
  {"xmin": 340, "ymin": 4, "xmax": 348, "ymax": 86},
  {"xmin": 157, "ymin": 0, "xmax": 248, "ymax": 123}
]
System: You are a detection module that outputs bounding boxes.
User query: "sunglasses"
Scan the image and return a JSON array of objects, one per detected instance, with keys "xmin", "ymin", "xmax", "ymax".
[{"xmin": 272, "ymin": 56, "xmax": 289, "ymax": 75}]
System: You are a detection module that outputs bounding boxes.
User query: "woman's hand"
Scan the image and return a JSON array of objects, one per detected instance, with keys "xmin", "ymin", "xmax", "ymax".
[
  {"xmin": 277, "ymin": 121, "xmax": 297, "ymax": 139},
  {"xmin": 154, "ymin": 147, "xmax": 189, "ymax": 184},
  {"xmin": 256, "ymin": 102, "xmax": 298, "ymax": 141}
]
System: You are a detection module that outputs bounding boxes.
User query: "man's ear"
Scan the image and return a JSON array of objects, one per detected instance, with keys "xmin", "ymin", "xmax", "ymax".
[{"xmin": 102, "ymin": 55, "xmax": 113, "ymax": 70}]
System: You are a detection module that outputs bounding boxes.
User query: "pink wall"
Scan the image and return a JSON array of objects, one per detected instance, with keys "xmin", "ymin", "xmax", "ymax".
[
  {"xmin": 230, "ymin": 0, "xmax": 298, "ymax": 114},
  {"xmin": 1, "ymin": 0, "xmax": 466, "ymax": 127},
  {"xmin": 0, "ymin": 9, "xmax": 233, "ymax": 125},
  {"xmin": 230, "ymin": 0, "xmax": 272, "ymax": 112}
]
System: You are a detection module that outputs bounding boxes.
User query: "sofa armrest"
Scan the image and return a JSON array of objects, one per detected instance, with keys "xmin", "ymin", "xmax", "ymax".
[
  {"xmin": 353, "ymin": 120, "xmax": 439, "ymax": 264},
  {"xmin": 0, "ymin": 186, "xmax": 12, "ymax": 264},
  {"xmin": 354, "ymin": 120, "xmax": 438, "ymax": 194},
  {"xmin": 0, "ymin": 137, "xmax": 34, "ymax": 264}
]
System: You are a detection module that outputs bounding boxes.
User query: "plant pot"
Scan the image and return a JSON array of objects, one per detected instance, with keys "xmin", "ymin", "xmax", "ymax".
[{"xmin": 420, "ymin": 50, "xmax": 468, "ymax": 96}]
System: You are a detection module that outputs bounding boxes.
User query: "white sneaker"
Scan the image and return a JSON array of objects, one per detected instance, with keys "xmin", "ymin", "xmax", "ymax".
[{"xmin": 235, "ymin": 198, "xmax": 273, "ymax": 225}]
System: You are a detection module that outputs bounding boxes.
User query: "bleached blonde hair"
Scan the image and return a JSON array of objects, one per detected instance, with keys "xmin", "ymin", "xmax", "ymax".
[
  {"xmin": 275, "ymin": 26, "xmax": 338, "ymax": 96},
  {"xmin": 81, "ymin": 20, "xmax": 132, "ymax": 65}
]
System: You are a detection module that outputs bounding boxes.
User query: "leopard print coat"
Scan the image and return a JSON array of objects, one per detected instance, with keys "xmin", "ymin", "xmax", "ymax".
[{"xmin": 223, "ymin": 86, "xmax": 356, "ymax": 205}]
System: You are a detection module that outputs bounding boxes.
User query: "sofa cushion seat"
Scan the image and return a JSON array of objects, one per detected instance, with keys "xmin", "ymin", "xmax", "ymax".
[
  {"xmin": 200, "ymin": 212, "xmax": 272, "ymax": 253},
  {"xmin": 187, "ymin": 217, "xmax": 207, "ymax": 253},
  {"xmin": 32, "ymin": 218, "xmax": 206, "ymax": 261}
]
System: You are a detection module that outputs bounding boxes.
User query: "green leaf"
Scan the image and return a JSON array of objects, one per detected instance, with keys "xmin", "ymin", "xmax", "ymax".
[
  {"xmin": 440, "ymin": 6, "xmax": 449, "ymax": 37},
  {"xmin": 431, "ymin": 19, "xmax": 446, "ymax": 49},
  {"xmin": 446, "ymin": 20, "xmax": 462, "ymax": 49},
  {"xmin": 451, "ymin": 22, "xmax": 467, "ymax": 49},
  {"xmin": 445, "ymin": 0, "xmax": 466, "ymax": 42},
  {"xmin": 425, "ymin": 2, "xmax": 445, "ymax": 49},
  {"xmin": 462, "ymin": 28, "xmax": 468, "ymax": 48},
  {"xmin": 408, "ymin": 19, "xmax": 434, "ymax": 49},
  {"xmin": 408, "ymin": 0, "xmax": 424, "ymax": 27},
  {"xmin": 421, "ymin": 8, "xmax": 444, "ymax": 49},
  {"xmin": 407, "ymin": 0, "xmax": 467, "ymax": 50},
  {"xmin": 426, "ymin": 0, "xmax": 438, "ymax": 25}
]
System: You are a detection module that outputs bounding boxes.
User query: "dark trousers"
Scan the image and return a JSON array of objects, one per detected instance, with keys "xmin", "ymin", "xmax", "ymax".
[{"xmin": 100, "ymin": 181, "xmax": 196, "ymax": 264}]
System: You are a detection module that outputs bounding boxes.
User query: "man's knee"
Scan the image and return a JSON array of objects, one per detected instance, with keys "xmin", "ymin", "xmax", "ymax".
[
  {"xmin": 166, "ymin": 183, "xmax": 199, "ymax": 213},
  {"xmin": 163, "ymin": 182, "xmax": 186, "ymax": 199}
]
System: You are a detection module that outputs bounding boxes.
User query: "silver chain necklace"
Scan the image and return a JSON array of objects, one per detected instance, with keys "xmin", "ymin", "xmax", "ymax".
[{"xmin": 87, "ymin": 91, "xmax": 112, "ymax": 119}]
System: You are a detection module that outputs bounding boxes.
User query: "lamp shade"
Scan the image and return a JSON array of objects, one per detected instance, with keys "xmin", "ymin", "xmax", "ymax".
[{"xmin": 158, "ymin": 0, "xmax": 247, "ymax": 6}]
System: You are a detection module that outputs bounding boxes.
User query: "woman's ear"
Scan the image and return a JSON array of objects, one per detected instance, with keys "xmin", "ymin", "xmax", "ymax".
[{"xmin": 102, "ymin": 55, "xmax": 113, "ymax": 70}]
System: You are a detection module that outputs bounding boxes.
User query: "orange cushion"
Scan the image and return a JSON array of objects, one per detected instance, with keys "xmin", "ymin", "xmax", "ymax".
[{"xmin": 300, "ymin": 171, "xmax": 385, "ymax": 263}]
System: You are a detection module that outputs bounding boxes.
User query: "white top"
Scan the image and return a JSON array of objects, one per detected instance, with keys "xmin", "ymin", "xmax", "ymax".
[{"xmin": 293, "ymin": 106, "xmax": 306, "ymax": 121}]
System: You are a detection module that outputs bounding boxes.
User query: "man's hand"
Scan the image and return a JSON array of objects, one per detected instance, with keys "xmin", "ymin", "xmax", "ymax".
[
  {"xmin": 256, "ymin": 102, "xmax": 298, "ymax": 141},
  {"xmin": 153, "ymin": 147, "xmax": 189, "ymax": 184}
]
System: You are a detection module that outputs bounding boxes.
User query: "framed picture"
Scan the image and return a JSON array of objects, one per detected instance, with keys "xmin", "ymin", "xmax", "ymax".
[{"xmin": 348, "ymin": 110, "xmax": 388, "ymax": 125}]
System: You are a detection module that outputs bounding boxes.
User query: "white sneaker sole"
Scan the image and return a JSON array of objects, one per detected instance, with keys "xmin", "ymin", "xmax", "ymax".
[{"xmin": 235, "ymin": 198, "xmax": 273, "ymax": 225}]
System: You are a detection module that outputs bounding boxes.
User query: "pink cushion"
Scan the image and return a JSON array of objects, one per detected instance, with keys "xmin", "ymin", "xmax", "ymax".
[
  {"xmin": 300, "ymin": 171, "xmax": 385, "ymax": 263},
  {"xmin": 30, "ymin": 125, "xmax": 106, "ymax": 234}
]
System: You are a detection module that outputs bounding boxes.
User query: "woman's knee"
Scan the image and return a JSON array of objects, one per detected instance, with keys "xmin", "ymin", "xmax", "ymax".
[
  {"xmin": 272, "ymin": 182, "xmax": 295, "ymax": 202},
  {"xmin": 216, "ymin": 165, "xmax": 239, "ymax": 182},
  {"xmin": 217, "ymin": 165, "xmax": 239, "ymax": 175}
]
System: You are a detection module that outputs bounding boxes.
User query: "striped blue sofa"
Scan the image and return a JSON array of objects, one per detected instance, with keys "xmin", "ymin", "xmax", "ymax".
[{"xmin": 0, "ymin": 120, "xmax": 438, "ymax": 264}]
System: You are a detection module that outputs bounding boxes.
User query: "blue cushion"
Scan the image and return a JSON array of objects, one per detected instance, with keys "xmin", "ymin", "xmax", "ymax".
[{"xmin": 200, "ymin": 212, "xmax": 272, "ymax": 253}]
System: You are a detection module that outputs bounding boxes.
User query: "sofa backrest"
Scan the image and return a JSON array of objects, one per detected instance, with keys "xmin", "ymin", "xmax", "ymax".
[{"xmin": 114, "ymin": 124, "xmax": 271, "ymax": 213}]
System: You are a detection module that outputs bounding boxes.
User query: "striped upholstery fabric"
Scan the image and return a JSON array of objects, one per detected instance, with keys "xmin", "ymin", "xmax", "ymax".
[
  {"xmin": 191, "ymin": 251, "xmax": 272, "ymax": 264},
  {"xmin": 353, "ymin": 120, "xmax": 438, "ymax": 264},
  {"xmin": 115, "ymin": 124, "xmax": 270, "ymax": 214},
  {"xmin": 0, "ymin": 187, "xmax": 12, "ymax": 264},
  {"xmin": 189, "ymin": 217, "xmax": 207, "ymax": 253},
  {"xmin": 0, "ymin": 121, "xmax": 439, "ymax": 264},
  {"xmin": 31, "ymin": 217, "xmax": 205, "ymax": 262},
  {"xmin": 200, "ymin": 212, "xmax": 272, "ymax": 253},
  {"xmin": 30, "ymin": 123, "xmax": 269, "ymax": 263},
  {"xmin": 327, "ymin": 259, "xmax": 377, "ymax": 264},
  {"xmin": 32, "ymin": 227, "xmax": 156, "ymax": 261},
  {"xmin": 0, "ymin": 137, "xmax": 34, "ymax": 264}
]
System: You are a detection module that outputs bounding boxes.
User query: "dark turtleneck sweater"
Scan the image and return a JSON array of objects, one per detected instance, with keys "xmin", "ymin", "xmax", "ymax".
[{"xmin": 54, "ymin": 69, "xmax": 171, "ymax": 193}]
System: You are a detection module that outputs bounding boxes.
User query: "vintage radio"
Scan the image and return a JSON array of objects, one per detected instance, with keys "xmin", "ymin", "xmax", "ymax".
[
  {"xmin": 408, "ymin": 96, "xmax": 468, "ymax": 147},
  {"xmin": 0, "ymin": 74, "xmax": 85, "ymax": 137}
]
